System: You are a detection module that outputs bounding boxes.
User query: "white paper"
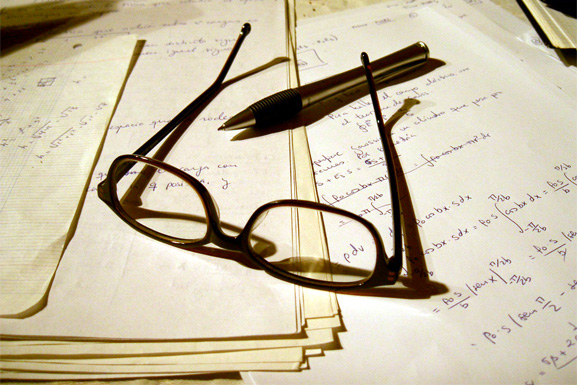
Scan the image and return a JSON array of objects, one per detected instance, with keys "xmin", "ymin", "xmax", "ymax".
[
  {"xmin": 251, "ymin": 4, "xmax": 576, "ymax": 384},
  {"xmin": 1, "ymin": 0, "xmax": 347, "ymax": 380},
  {"xmin": 297, "ymin": 0, "xmax": 577, "ymax": 99}
]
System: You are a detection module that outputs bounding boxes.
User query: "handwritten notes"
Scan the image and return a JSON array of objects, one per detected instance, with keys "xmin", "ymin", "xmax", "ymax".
[
  {"xmin": 0, "ymin": 0, "xmax": 306, "ymax": 340},
  {"xmin": 0, "ymin": 34, "xmax": 136, "ymax": 316},
  {"xmin": 0, "ymin": 2, "xmax": 348, "ymax": 380},
  {"xmin": 252, "ymin": 4, "xmax": 576, "ymax": 385}
]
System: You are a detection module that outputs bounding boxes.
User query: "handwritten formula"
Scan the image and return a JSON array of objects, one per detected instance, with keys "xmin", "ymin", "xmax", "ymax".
[{"xmin": 299, "ymin": 6, "xmax": 576, "ymax": 384}]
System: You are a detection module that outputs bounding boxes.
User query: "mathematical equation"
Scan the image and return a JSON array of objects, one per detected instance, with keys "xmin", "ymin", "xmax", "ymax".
[
  {"xmin": 1, "ymin": 103, "xmax": 108, "ymax": 162},
  {"xmin": 420, "ymin": 163, "xmax": 575, "ymax": 260}
]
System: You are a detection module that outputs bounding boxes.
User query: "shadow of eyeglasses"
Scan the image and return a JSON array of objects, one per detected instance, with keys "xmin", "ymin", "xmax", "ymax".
[
  {"xmin": 122, "ymin": 84, "xmax": 448, "ymax": 300},
  {"xmin": 105, "ymin": 24, "xmax": 449, "ymax": 297},
  {"xmin": 339, "ymin": 98, "xmax": 448, "ymax": 299},
  {"xmin": 271, "ymin": 256, "xmax": 373, "ymax": 279},
  {"xmin": 118, "ymin": 201, "xmax": 377, "ymax": 281}
]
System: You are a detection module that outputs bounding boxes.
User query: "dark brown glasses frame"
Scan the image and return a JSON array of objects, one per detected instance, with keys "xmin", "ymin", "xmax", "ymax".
[{"xmin": 97, "ymin": 24, "xmax": 403, "ymax": 291}]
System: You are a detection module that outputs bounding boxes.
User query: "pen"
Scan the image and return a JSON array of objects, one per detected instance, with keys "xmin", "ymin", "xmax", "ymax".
[{"xmin": 218, "ymin": 41, "xmax": 429, "ymax": 131}]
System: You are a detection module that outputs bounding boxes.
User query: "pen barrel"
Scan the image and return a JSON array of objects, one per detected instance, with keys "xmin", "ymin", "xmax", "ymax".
[
  {"xmin": 249, "ymin": 88, "xmax": 303, "ymax": 127},
  {"xmin": 299, "ymin": 41, "xmax": 429, "ymax": 106}
]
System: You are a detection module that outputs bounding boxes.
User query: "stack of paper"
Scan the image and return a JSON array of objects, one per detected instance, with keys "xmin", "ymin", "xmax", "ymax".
[{"xmin": 1, "ymin": 0, "xmax": 342, "ymax": 380}]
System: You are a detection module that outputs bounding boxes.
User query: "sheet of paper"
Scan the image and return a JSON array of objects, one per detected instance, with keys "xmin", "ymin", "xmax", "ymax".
[
  {"xmin": 285, "ymin": 0, "xmax": 342, "ymax": 334},
  {"xmin": 250, "ymin": 4, "xmax": 576, "ymax": 385},
  {"xmin": 0, "ymin": 0, "xmax": 302, "ymax": 340},
  {"xmin": 442, "ymin": 0, "xmax": 577, "ymax": 96},
  {"xmin": 0, "ymin": 314, "xmax": 335, "ymax": 379},
  {"xmin": 0, "ymin": 33, "xmax": 136, "ymax": 317},
  {"xmin": 0, "ymin": 325, "xmax": 333, "ymax": 379}
]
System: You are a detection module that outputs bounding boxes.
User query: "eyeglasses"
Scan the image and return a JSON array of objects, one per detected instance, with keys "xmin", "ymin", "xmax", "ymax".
[{"xmin": 97, "ymin": 23, "xmax": 403, "ymax": 291}]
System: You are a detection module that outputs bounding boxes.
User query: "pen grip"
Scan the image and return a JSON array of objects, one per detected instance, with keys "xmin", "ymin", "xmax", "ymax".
[{"xmin": 249, "ymin": 88, "xmax": 303, "ymax": 127}]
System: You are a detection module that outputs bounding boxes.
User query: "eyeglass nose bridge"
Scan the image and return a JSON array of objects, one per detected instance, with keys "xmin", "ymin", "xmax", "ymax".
[{"xmin": 202, "ymin": 205, "xmax": 246, "ymax": 252}]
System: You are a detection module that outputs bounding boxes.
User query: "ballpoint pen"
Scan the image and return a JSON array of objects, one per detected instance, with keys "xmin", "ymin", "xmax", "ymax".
[{"xmin": 218, "ymin": 41, "xmax": 429, "ymax": 131}]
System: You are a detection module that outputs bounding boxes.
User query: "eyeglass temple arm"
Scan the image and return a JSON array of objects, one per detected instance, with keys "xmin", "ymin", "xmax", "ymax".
[
  {"xmin": 361, "ymin": 52, "xmax": 403, "ymax": 273},
  {"xmin": 132, "ymin": 23, "xmax": 251, "ymax": 158},
  {"xmin": 107, "ymin": 23, "xmax": 252, "ymax": 183}
]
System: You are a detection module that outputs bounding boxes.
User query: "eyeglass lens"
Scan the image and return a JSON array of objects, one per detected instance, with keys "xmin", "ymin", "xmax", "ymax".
[
  {"xmin": 248, "ymin": 206, "xmax": 377, "ymax": 283},
  {"xmin": 113, "ymin": 159, "xmax": 209, "ymax": 242}
]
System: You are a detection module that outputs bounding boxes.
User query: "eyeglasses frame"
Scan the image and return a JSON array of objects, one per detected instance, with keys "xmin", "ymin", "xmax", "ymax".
[{"xmin": 97, "ymin": 23, "xmax": 404, "ymax": 291}]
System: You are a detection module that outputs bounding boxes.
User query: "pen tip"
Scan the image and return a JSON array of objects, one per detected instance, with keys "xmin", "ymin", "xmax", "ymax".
[
  {"xmin": 218, "ymin": 108, "xmax": 256, "ymax": 131},
  {"xmin": 218, "ymin": 122, "xmax": 230, "ymax": 131}
]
